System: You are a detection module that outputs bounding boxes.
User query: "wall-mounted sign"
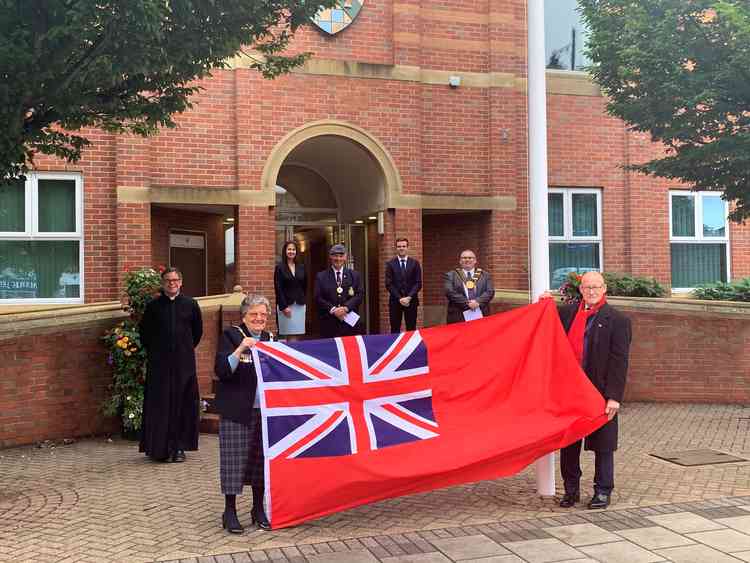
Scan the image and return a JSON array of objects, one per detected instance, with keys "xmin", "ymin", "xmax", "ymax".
[
  {"xmin": 312, "ymin": 1, "xmax": 364, "ymax": 35},
  {"xmin": 170, "ymin": 233, "xmax": 205, "ymax": 249}
]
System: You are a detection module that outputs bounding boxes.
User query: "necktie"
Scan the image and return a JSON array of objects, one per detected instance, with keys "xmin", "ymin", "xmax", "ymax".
[
  {"xmin": 336, "ymin": 270, "xmax": 341, "ymax": 285},
  {"xmin": 401, "ymin": 260, "xmax": 406, "ymax": 271}
]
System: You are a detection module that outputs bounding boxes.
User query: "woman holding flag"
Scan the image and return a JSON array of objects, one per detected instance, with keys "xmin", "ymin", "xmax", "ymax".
[{"xmin": 214, "ymin": 294, "xmax": 273, "ymax": 533}]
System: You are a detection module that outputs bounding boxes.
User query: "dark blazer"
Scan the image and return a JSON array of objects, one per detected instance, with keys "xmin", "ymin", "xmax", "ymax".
[
  {"xmin": 385, "ymin": 257, "xmax": 422, "ymax": 305},
  {"xmin": 274, "ymin": 261, "xmax": 306, "ymax": 310},
  {"xmin": 314, "ymin": 267, "xmax": 364, "ymax": 337},
  {"xmin": 558, "ymin": 302, "xmax": 632, "ymax": 451},
  {"xmin": 213, "ymin": 325, "xmax": 272, "ymax": 426},
  {"xmin": 443, "ymin": 269, "xmax": 494, "ymax": 323}
]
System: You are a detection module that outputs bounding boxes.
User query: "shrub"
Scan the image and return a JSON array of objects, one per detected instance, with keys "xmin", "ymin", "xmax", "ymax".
[
  {"xmin": 692, "ymin": 278, "xmax": 750, "ymax": 302},
  {"xmin": 558, "ymin": 271, "xmax": 667, "ymax": 304},
  {"xmin": 102, "ymin": 266, "xmax": 163, "ymax": 433}
]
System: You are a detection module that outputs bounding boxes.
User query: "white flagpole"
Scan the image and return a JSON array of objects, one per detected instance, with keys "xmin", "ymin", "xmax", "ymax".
[{"xmin": 528, "ymin": 0, "xmax": 556, "ymax": 497}]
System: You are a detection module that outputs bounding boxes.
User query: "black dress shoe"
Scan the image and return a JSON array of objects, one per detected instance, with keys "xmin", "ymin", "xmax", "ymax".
[
  {"xmin": 587, "ymin": 493, "xmax": 610, "ymax": 509},
  {"xmin": 171, "ymin": 449, "xmax": 186, "ymax": 463},
  {"xmin": 222, "ymin": 510, "xmax": 244, "ymax": 534},
  {"xmin": 559, "ymin": 491, "xmax": 580, "ymax": 508},
  {"xmin": 252, "ymin": 509, "xmax": 271, "ymax": 530}
]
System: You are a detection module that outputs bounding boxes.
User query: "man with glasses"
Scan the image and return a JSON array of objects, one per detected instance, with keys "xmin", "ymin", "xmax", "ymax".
[
  {"xmin": 553, "ymin": 271, "xmax": 631, "ymax": 509},
  {"xmin": 139, "ymin": 267, "xmax": 203, "ymax": 463},
  {"xmin": 444, "ymin": 250, "xmax": 494, "ymax": 324}
]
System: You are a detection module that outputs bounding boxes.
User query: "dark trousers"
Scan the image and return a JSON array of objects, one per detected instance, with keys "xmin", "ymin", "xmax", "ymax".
[
  {"xmin": 560, "ymin": 440, "xmax": 614, "ymax": 495},
  {"xmin": 389, "ymin": 301, "xmax": 418, "ymax": 332}
]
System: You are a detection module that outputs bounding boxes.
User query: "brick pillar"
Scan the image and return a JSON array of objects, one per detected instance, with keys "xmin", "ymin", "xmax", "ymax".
[
  {"xmin": 116, "ymin": 203, "xmax": 152, "ymax": 275},
  {"xmin": 115, "ymin": 133, "xmax": 153, "ymax": 285},
  {"xmin": 235, "ymin": 204, "xmax": 277, "ymax": 332}
]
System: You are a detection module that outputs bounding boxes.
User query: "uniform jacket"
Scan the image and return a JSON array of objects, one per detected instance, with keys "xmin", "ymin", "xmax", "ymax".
[
  {"xmin": 444, "ymin": 268, "xmax": 494, "ymax": 323},
  {"xmin": 558, "ymin": 302, "xmax": 632, "ymax": 451},
  {"xmin": 213, "ymin": 325, "xmax": 272, "ymax": 426},
  {"xmin": 274, "ymin": 262, "xmax": 306, "ymax": 310},
  {"xmin": 314, "ymin": 267, "xmax": 364, "ymax": 337},
  {"xmin": 385, "ymin": 256, "xmax": 422, "ymax": 306}
]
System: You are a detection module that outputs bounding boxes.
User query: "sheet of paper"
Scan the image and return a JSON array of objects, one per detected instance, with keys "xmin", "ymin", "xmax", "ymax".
[
  {"xmin": 463, "ymin": 308, "xmax": 483, "ymax": 322},
  {"xmin": 343, "ymin": 311, "xmax": 360, "ymax": 327}
]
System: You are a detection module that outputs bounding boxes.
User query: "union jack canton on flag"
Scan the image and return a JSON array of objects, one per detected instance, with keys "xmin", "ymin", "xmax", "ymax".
[{"xmin": 253, "ymin": 331, "xmax": 439, "ymax": 461}]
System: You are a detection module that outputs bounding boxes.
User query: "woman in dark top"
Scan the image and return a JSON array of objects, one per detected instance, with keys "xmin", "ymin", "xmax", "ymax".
[
  {"xmin": 273, "ymin": 240, "xmax": 306, "ymax": 341},
  {"xmin": 214, "ymin": 294, "xmax": 272, "ymax": 533}
]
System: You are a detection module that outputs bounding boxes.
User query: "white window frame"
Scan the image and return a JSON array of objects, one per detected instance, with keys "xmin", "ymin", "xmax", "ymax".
[
  {"xmin": 669, "ymin": 190, "xmax": 731, "ymax": 292},
  {"xmin": 548, "ymin": 186, "xmax": 604, "ymax": 269},
  {"xmin": 0, "ymin": 172, "xmax": 85, "ymax": 304}
]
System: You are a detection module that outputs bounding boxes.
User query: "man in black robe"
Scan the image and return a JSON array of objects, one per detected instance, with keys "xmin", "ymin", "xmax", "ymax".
[{"xmin": 139, "ymin": 267, "xmax": 203, "ymax": 462}]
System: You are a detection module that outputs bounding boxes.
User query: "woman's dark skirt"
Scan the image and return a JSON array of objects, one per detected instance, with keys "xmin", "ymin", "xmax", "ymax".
[{"xmin": 219, "ymin": 409, "xmax": 264, "ymax": 495}]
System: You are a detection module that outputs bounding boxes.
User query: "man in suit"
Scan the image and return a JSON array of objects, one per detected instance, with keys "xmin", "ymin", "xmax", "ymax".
[
  {"xmin": 554, "ymin": 271, "xmax": 632, "ymax": 510},
  {"xmin": 314, "ymin": 244, "xmax": 364, "ymax": 338},
  {"xmin": 444, "ymin": 249, "xmax": 494, "ymax": 324},
  {"xmin": 385, "ymin": 237, "xmax": 422, "ymax": 332}
]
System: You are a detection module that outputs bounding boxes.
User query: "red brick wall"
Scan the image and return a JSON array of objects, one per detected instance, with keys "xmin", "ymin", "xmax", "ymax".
[
  {"xmin": 422, "ymin": 213, "xmax": 488, "ymax": 306},
  {"xmin": 0, "ymin": 316, "xmax": 121, "ymax": 448}
]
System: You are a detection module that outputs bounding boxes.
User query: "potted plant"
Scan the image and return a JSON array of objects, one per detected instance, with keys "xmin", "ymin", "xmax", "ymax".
[{"xmin": 102, "ymin": 266, "xmax": 163, "ymax": 438}]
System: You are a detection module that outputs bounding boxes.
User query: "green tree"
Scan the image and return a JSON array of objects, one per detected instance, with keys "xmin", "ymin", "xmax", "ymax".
[
  {"xmin": 578, "ymin": 0, "xmax": 750, "ymax": 222},
  {"xmin": 0, "ymin": 0, "xmax": 336, "ymax": 179}
]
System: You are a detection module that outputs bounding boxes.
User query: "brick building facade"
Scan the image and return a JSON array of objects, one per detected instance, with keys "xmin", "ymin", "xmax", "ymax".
[{"xmin": 2, "ymin": 1, "xmax": 748, "ymax": 333}]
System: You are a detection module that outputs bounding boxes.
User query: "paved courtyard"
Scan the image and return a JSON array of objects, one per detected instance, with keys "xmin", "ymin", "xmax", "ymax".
[{"xmin": 1, "ymin": 403, "xmax": 750, "ymax": 563}]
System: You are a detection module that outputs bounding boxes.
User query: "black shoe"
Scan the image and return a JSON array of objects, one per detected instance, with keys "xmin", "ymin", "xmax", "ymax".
[
  {"xmin": 171, "ymin": 449, "xmax": 186, "ymax": 463},
  {"xmin": 587, "ymin": 493, "xmax": 610, "ymax": 509},
  {"xmin": 559, "ymin": 491, "xmax": 580, "ymax": 508},
  {"xmin": 222, "ymin": 510, "xmax": 244, "ymax": 534},
  {"xmin": 252, "ymin": 509, "xmax": 271, "ymax": 531}
]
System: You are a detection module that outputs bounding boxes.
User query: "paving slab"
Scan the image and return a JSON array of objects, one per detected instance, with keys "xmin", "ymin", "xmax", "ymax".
[
  {"xmin": 501, "ymin": 538, "xmax": 584, "ymax": 562},
  {"xmin": 686, "ymin": 528, "xmax": 750, "ymax": 552},
  {"xmin": 380, "ymin": 554, "xmax": 452, "ymax": 563},
  {"xmin": 655, "ymin": 543, "xmax": 744, "ymax": 562},
  {"xmin": 577, "ymin": 540, "xmax": 665, "ymax": 563},
  {"xmin": 614, "ymin": 526, "xmax": 696, "ymax": 549},
  {"xmin": 543, "ymin": 523, "xmax": 620, "ymax": 546},
  {"xmin": 305, "ymin": 550, "xmax": 379, "ymax": 563},
  {"xmin": 646, "ymin": 511, "xmax": 727, "ymax": 533},
  {"xmin": 430, "ymin": 535, "xmax": 510, "ymax": 560},
  {"xmin": 717, "ymin": 515, "xmax": 750, "ymax": 534}
]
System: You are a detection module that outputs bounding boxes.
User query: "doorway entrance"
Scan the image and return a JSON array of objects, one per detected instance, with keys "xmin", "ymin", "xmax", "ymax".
[
  {"xmin": 169, "ymin": 230, "xmax": 207, "ymax": 297},
  {"xmin": 276, "ymin": 203, "xmax": 374, "ymax": 334}
]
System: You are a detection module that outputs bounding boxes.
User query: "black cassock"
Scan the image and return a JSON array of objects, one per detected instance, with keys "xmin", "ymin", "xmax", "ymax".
[{"xmin": 139, "ymin": 292, "xmax": 203, "ymax": 460}]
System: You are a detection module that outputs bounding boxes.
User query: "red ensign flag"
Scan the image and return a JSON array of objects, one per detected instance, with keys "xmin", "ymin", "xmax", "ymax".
[{"xmin": 252, "ymin": 300, "xmax": 607, "ymax": 528}]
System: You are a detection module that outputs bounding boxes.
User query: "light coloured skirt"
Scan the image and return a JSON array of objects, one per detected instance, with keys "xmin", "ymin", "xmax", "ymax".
[{"xmin": 277, "ymin": 303, "xmax": 306, "ymax": 335}]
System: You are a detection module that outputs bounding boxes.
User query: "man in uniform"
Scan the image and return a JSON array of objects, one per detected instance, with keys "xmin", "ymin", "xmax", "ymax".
[
  {"xmin": 444, "ymin": 249, "xmax": 494, "ymax": 324},
  {"xmin": 554, "ymin": 271, "xmax": 631, "ymax": 509},
  {"xmin": 314, "ymin": 244, "xmax": 364, "ymax": 338},
  {"xmin": 385, "ymin": 237, "xmax": 422, "ymax": 332},
  {"xmin": 139, "ymin": 267, "xmax": 203, "ymax": 462}
]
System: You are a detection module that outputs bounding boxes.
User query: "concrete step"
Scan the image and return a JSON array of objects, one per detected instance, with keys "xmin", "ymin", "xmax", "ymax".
[{"xmin": 200, "ymin": 412, "xmax": 219, "ymax": 434}]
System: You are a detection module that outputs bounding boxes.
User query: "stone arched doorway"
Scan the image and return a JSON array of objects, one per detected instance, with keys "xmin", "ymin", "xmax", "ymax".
[{"xmin": 262, "ymin": 121, "xmax": 402, "ymax": 335}]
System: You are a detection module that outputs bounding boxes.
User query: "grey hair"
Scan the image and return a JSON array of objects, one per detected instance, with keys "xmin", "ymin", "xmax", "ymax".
[{"xmin": 240, "ymin": 294, "xmax": 271, "ymax": 317}]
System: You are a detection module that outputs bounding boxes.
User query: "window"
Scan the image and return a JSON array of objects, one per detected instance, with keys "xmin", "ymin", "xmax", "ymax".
[
  {"xmin": 669, "ymin": 191, "xmax": 729, "ymax": 290},
  {"xmin": 544, "ymin": 0, "xmax": 590, "ymax": 71},
  {"xmin": 0, "ymin": 173, "xmax": 83, "ymax": 303},
  {"xmin": 548, "ymin": 188, "xmax": 602, "ymax": 288}
]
